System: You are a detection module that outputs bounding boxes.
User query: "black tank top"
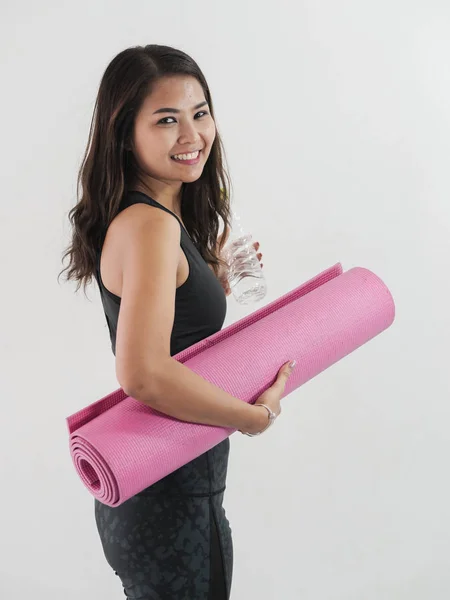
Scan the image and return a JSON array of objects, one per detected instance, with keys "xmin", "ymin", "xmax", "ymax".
[
  {"xmin": 94, "ymin": 191, "xmax": 231, "ymax": 498},
  {"xmin": 94, "ymin": 190, "xmax": 227, "ymax": 357}
]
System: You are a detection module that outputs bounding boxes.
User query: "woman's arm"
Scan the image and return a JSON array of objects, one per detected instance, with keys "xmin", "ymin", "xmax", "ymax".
[{"xmin": 114, "ymin": 204, "xmax": 266, "ymax": 432}]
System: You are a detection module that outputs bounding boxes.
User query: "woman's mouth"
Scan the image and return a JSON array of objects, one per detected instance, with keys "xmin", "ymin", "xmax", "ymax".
[{"xmin": 170, "ymin": 150, "xmax": 202, "ymax": 165}]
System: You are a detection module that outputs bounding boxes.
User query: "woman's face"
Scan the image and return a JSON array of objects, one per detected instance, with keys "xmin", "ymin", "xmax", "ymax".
[{"xmin": 131, "ymin": 75, "xmax": 216, "ymax": 186}]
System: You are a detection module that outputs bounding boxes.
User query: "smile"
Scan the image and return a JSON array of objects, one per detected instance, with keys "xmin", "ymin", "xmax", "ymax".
[{"xmin": 170, "ymin": 150, "xmax": 202, "ymax": 164}]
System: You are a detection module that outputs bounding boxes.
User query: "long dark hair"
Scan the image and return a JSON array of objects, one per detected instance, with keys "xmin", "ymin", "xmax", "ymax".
[{"xmin": 58, "ymin": 44, "xmax": 232, "ymax": 295}]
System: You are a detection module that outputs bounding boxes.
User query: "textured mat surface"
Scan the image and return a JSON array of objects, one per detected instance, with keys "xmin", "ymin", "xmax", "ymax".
[{"xmin": 66, "ymin": 263, "xmax": 395, "ymax": 506}]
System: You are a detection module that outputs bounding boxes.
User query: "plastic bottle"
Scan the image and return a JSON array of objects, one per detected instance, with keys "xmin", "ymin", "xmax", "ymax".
[{"xmin": 222, "ymin": 210, "xmax": 267, "ymax": 305}]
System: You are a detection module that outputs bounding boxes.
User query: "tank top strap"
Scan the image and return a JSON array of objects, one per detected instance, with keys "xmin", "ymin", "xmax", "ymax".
[{"xmin": 122, "ymin": 191, "xmax": 192, "ymax": 240}]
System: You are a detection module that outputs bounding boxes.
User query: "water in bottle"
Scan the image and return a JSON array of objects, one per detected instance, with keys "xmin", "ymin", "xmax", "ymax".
[{"xmin": 223, "ymin": 211, "xmax": 267, "ymax": 305}]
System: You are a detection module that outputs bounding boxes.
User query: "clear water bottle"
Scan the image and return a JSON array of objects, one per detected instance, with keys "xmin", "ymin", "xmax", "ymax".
[{"xmin": 223, "ymin": 211, "xmax": 267, "ymax": 305}]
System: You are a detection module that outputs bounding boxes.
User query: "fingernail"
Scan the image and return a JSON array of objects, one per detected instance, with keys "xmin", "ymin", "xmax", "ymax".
[{"xmin": 289, "ymin": 360, "xmax": 296, "ymax": 368}]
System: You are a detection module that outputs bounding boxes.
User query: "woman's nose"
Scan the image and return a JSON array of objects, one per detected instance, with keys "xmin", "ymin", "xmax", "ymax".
[{"xmin": 178, "ymin": 122, "xmax": 201, "ymax": 144}]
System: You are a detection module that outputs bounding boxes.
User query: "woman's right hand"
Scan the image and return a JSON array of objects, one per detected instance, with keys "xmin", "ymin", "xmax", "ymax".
[{"xmin": 239, "ymin": 360, "xmax": 296, "ymax": 435}]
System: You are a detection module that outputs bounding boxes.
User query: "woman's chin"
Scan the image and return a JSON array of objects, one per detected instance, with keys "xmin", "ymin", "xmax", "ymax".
[{"xmin": 177, "ymin": 170, "xmax": 204, "ymax": 183}]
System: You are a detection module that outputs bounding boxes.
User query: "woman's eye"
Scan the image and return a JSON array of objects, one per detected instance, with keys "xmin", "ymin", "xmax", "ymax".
[{"xmin": 158, "ymin": 111, "xmax": 209, "ymax": 125}]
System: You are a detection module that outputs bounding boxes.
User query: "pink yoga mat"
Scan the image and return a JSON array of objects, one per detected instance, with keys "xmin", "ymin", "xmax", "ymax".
[{"xmin": 67, "ymin": 263, "xmax": 395, "ymax": 506}]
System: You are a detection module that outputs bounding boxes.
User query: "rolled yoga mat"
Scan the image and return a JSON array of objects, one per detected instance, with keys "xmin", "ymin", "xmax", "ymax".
[{"xmin": 67, "ymin": 263, "xmax": 395, "ymax": 506}]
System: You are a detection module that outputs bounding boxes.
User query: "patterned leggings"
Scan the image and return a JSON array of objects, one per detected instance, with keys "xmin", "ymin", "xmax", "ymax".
[{"xmin": 94, "ymin": 439, "xmax": 233, "ymax": 599}]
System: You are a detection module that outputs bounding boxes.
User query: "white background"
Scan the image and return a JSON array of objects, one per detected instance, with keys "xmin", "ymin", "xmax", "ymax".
[{"xmin": 1, "ymin": 1, "xmax": 449, "ymax": 598}]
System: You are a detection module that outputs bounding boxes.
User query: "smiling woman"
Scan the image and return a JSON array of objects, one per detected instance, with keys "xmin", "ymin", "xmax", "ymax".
[
  {"xmin": 128, "ymin": 77, "xmax": 218, "ymax": 195},
  {"xmin": 59, "ymin": 44, "xmax": 242, "ymax": 600}
]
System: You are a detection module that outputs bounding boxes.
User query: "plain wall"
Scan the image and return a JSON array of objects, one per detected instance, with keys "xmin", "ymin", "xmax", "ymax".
[{"xmin": 1, "ymin": 0, "xmax": 449, "ymax": 598}]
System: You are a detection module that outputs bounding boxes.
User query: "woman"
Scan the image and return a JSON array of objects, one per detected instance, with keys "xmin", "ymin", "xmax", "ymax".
[{"xmin": 60, "ymin": 44, "xmax": 295, "ymax": 600}]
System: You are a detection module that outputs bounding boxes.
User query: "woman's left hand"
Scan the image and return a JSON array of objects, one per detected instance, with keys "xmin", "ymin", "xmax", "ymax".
[{"xmin": 217, "ymin": 238, "xmax": 263, "ymax": 297}]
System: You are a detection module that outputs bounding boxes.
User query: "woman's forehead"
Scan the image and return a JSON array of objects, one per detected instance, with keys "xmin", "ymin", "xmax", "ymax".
[{"xmin": 142, "ymin": 76, "xmax": 206, "ymax": 113}]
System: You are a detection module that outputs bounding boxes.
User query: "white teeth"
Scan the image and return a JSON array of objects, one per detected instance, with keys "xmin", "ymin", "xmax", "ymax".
[{"xmin": 172, "ymin": 150, "xmax": 200, "ymax": 161}]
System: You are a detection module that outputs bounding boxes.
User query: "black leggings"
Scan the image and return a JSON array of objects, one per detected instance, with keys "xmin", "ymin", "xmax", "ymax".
[{"xmin": 94, "ymin": 439, "xmax": 233, "ymax": 599}]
